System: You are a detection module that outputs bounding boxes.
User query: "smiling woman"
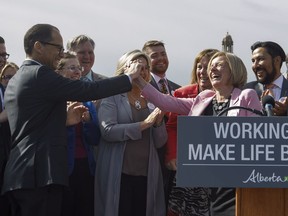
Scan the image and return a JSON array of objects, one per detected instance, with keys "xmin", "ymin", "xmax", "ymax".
[
  {"xmin": 0, "ymin": 62, "xmax": 19, "ymax": 89},
  {"xmin": 56, "ymin": 52, "xmax": 83, "ymax": 80},
  {"xmin": 94, "ymin": 49, "xmax": 167, "ymax": 216},
  {"xmin": 134, "ymin": 51, "xmax": 263, "ymax": 216},
  {"xmin": 56, "ymin": 52, "xmax": 101, "ymax": 216}
]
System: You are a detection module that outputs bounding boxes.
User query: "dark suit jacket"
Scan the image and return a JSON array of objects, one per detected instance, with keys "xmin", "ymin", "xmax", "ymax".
[
  {"xmin": 0, "ymin": 84, "xmax": 4, "ymax": 112},
  {"xmin": 244, "ymin": 77, "xmax": 288, "ymax": 100},
  {"xmin": 91, "ymin": 71, "xmax": 107, "ymax": 81},
  {"xmin": 2, "ymin": 60, "xmax": 131, "ymax": 193},
  {"xmin": 0, "ymin": 84, "xmax": 10, "ymax": 191},
  {"xmin": 244, "ymin": 76, "xmax": 288, "ymax": 115},
  {"xmin": 149, "ymin": 76, "xmax": 180, "ymax": 122},
  {"xmin": 149, "ymin": 76, "xmax": 181, "ymax": 96},
  {"xmin": 149, "ymin": 75, "xmax": 180, "ymax": 203}
]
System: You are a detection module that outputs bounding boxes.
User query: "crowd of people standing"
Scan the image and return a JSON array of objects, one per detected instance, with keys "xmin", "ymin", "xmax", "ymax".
[{"xmin": 0, "ymin": 23, "xmax": 288, "ymax": 216}]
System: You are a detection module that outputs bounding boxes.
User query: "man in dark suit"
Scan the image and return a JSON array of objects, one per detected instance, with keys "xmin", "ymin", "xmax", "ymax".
[
  {"xmin": 142, "ymin": 40, "xmax": 181, "ymax": 209},
  {"xmin": 244, "ymin": 41, "xmax": 288, "ymax": 116},
  {"xmin": 2, "ymin": 24, "xmax": 142, "ymax": 216}
]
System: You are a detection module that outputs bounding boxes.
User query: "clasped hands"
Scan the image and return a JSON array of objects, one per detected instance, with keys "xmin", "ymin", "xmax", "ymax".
[
  {"xmin": 140, "ymin": 107, "xmax": 165, "ymax": 131},
  {"xmin": 125, "ymin": 59, "xmax": 146, "ymax": 80},
  {"xmin": 66, "ymin": 102, "xmax": 91, "ymax": 126}
]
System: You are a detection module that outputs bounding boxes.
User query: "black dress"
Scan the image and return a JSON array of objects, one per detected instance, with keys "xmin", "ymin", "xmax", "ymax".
[{"xmin": 203, "ymin": 99, "xmax": 235, "ymax": 216}]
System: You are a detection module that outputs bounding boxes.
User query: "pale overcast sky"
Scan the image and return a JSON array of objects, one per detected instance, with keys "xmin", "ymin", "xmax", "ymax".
[{"xmin": 2, "ymin": 0, "xmax": 288, "ymax": 85}]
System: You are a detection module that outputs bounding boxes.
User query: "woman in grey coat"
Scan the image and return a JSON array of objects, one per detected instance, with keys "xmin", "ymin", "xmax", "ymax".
[{"xmin": 94, "ymin": 50, "xmax": 167, "ymax": 216}]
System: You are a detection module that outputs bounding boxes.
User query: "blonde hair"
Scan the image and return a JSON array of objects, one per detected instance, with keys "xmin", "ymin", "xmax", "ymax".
[
  {"xmin": 208, "ymin": 52, "xmax": 247, "ymax": 88},
  {"xmin": 115, "ymin": 50, "xmax": 151, "ymax": 78},
  {"xmin": 0, "ymin": 62, "xmax": 19, "ymax": 82}
]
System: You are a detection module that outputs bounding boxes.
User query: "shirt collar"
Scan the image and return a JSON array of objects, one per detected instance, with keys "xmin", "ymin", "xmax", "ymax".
[
  {"xmin": 84, "ymin": 70, "xmax": 93, "ymax": 81},
  {"xmin": 25, "ymin": 58, "xmax": 42, "ymax": 66},
  {"xmin": 272, "ymin": 75, "xmax": 283, "ymax": 89},
  {"xmin": 151, "ymin": 73, "xmax": 167, "ymax": 84}
]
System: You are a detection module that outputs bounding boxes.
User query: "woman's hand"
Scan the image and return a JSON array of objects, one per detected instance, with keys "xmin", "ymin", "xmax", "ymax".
[
  {"xmin": 153, "ymin": 108, "xmax": 165, "ymax": 127},
  {"xmin": 140, "ymin": 107, "xmax": 163, "ymax": 130},
  {"xmin": 166, "ymin": 159, "xmax": 177, "ymax": 171},
  {"xmin": 133, "ymin": 75, "xmax": 147, "ymax": 89},
  {"xmin": 66, "ymin": 102, "xmax": 88, "ymax": 126},
  {"xmin": 81, "ymin": 111, "xmax": 91, "ymax": 122}
]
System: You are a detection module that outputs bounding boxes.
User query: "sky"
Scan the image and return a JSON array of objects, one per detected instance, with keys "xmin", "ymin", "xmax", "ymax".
[{"xmin": 2, "ymin": 0, "xmax": 288, "ymax": 86}]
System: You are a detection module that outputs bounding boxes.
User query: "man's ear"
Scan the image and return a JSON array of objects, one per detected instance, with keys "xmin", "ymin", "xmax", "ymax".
[
  {"xmin": 273, "ymin": 56, "xmax": 282, "ymax": 68},
  {"xmin": 34, "ymin": 41, "xmax": 43, "ymax": 54}
]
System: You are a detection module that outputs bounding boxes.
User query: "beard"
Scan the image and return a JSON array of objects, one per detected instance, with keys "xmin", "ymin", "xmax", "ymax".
[
  {"xmin": 152, "ymin": 68, "xmax": 167, "ymax": 76},
  {"xmin": 256, "ymin": 65, "xmax": 277, "ymax": 85}
]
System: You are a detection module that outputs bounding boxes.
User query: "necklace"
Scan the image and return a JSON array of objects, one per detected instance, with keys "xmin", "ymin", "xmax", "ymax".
[
  {"xmin": 134, "ymin": 100, "xmax": 142, "ymax": 110},
  {"xmin": 212, "ymin": 97, "xmax": 230, "ymax": 112},
  {"xmin": 128, "ymin": 92, "xmax": 144, "ymax": 110}
]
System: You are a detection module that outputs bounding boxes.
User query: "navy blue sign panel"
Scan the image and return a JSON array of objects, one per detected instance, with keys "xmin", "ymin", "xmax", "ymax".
[{"xmin": 177, "ymin": 116, "xmax": 288, "ymax": 188}]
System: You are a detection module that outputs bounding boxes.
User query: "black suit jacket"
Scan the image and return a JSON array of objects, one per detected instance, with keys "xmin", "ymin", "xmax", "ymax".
[
  {"xmin": 244, "ymin": 76, "xmax": 288, "ymax": 115},
  {"xmin": 0, "ymin": 84, "xmax": 10, "ymax": 191},
  {"xmin": 2, "ymin": 60, "xmax": 131, "ymax": 193},
  {"xmin": 244, "ymin": 77, "xmax": 288, "ymax": 99},
  {"xmin": 149, "ymin": 76, "xmax": 181, "ymax": 96},
  {"xmin": 0, "ymin": 84, "xmax": 4, "ymax": 112},
  {"xmin": 149, "ymin": 75, "xmax": 180, "ymax": 205}
]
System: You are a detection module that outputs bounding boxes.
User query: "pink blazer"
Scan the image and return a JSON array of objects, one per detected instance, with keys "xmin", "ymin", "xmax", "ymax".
[{"xmin": 141, "ymin": 84, "xmax": 262, "ymax": 117}]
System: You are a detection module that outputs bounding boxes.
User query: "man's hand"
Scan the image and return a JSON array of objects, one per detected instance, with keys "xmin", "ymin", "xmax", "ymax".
[
  {"xmin": 273, "ymin": 97, "xmax": 288, "ymax": 116},
  {"xmin": 66, "ymin": 102, "xmax": 88, "ymax": 126},
  {"xmin": 125, "ymin": 60, "xmax": 145, "ymax": 80}
]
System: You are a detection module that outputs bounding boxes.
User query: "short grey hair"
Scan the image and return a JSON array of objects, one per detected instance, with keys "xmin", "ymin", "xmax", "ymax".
[{"xmin": 66, "ymin": 35, "xmax": 95, "ymax": 51}]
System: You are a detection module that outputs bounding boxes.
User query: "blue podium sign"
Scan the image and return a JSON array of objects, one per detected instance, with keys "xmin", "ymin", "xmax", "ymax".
[{"xmin": 177, "ymin": 116, "xmax": 288, "ymax": 188}]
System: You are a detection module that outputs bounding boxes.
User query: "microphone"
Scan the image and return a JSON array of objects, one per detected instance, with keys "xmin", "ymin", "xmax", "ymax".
[
  {"xmin": 262, "ymin": 95, "xmax": 275, "ymax": 117},
  {"xmin": 217, "ymin": 106, "xmax": 265, "ymax": 116}
]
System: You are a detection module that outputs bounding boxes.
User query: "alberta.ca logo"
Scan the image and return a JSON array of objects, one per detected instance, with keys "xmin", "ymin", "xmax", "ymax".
[{"xmin": 243, "ymin": 169, "xmax": 288, "ymax": 183}]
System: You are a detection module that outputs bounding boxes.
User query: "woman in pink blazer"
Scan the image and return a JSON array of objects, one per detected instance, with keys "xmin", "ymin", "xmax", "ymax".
[{"xmin": 136, "ymin": 51, "xmax": 262, "ymax": 216}]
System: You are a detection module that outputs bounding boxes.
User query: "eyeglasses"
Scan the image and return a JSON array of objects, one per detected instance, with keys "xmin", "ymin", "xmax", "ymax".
[
  {"xmin": 39, "ymin": 41, "xmax": 65, "ymax": 54},
  {"xmin": 0, "ymin": 53, "xmax": 10, "ymax": 60},
  {"xmin": 1, "ymin": 74, "xmax": 14, "ymax": 80},
  {"xmin": 63, "ymin": 65, "xmax": 84, "ymax": 72}
]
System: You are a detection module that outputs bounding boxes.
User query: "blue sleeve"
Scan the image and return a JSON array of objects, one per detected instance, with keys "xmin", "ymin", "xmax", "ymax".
[{"xmin": 83, "ymin": 101, "xmax": 101, "ymax": 145}]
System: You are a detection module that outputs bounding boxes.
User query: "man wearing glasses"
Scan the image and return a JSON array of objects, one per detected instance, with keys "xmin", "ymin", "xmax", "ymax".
[{"xmin": 1, "ymin": 24, "xmax": 143, "ymax": 216}]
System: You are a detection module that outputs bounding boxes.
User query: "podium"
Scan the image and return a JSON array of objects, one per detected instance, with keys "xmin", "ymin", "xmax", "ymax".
[
  {"xmin": 236, "ymin": 188, "xmax": 288, "ymax": 216},
  {"xmin": 177, "ymin": 116, "xmax": 288, "ymax": 216}
]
